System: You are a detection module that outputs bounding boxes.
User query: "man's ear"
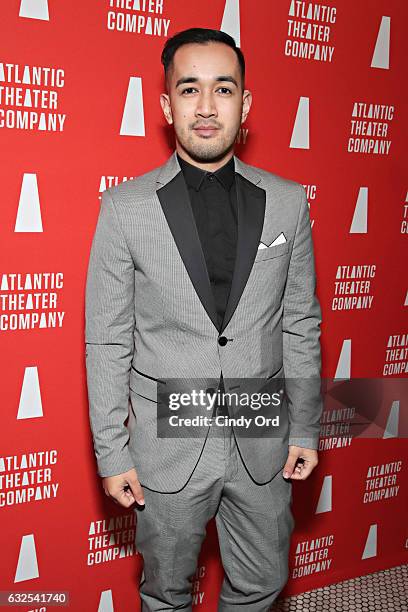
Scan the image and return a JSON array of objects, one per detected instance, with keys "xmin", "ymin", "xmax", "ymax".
[
  {"xmin": 241, "ymin": 90, "xmax": 252, "ymax": 124},
  {"xmin": 160, "ymin": 93, "xmax": 173, "ymax": 125}
]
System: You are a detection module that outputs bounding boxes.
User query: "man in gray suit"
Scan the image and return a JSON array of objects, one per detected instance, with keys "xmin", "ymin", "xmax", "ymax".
[{"xmin": 85, "ymin": 27, "xmax": 322, "ymax": 611}]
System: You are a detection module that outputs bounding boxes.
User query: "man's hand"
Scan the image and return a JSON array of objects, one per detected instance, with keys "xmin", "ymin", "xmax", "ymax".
[
  {"xmin": 102, "ymin": 467, "xmax": 145, "ymax": 508},
  {"xmin": 283, "ymin": 445, "xmax": 318, "ymax": 480}
]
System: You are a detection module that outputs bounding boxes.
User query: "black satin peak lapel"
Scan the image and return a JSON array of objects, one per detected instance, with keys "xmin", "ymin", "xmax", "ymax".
[
  {"xmin": 156, "ymin": 171, "xmax": 219, "ymax": 330},
  {"xmin": 219, "ymin": 174, "xmax": 266, "ymax": 335}
]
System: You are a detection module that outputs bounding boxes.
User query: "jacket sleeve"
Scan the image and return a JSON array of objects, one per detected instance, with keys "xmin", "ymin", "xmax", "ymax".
[
  {"xmin": 283, "ymin": 185, "xmax": 323, "ymax": 450},
  {"xmin": 85, "ymin": 190, "xmax": 136, "ymax": 477}
]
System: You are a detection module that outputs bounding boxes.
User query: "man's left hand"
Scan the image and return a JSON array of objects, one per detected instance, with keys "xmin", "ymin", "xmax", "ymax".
[{"xmin": 283, "ymin": 445, "xmax": 318, "ymax": 480}]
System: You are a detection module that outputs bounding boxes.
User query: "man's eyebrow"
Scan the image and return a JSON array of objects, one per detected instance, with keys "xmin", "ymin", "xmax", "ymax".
[{"xmin": 175, "ymin": 76, "xmax": 238, "ymax": 88}]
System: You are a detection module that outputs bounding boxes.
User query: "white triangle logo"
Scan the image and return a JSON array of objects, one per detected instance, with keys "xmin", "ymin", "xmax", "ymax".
[
  {"xmin": 383, "ymin": 400, "xmax": 399, "ymax": 439},
  {"xmin": 14, "ymin": 534, "xmax": 39, "ymax": 582},
  {"xmin": 15, "ymin": 173, "xmax": 43, "ymax": 232},
  {"xmin": 371, "ymin": 16, "xmax": 390, "ymax": 69},
  {"xmin": 19, "ymin": 0, "xmax": 49, "ymax": 20},
  {"xmin": 362, "ymin": 524, "xmax": 377, "ymax": 559},
  {"xmin": 316, "ymin": 475, "xmax": 332, "ymax": 514},
  {"xmin": 350, "ymin": 187, "xmax": 368, "ymax": 233},
  {"xmin": 290, "ymin": 97, "xmax": 309, "ymax": 149},
  {"xmin": 17, "ymin": 366, "xmax": 43, "ymax": 420},
  {"xmin": 120, "ymin": 77, "xmax": 145, "ymax": 137},
  {"xmin": 98, "ymin": 589, "xmax": 114, "ymax": 611},
  {"xmin": 334, "ymin": 339, "xmax": 351, "ymax": 380},
  {"xmin": 221, "ymin": 0, "xmax": 241, "ymax": 47}
]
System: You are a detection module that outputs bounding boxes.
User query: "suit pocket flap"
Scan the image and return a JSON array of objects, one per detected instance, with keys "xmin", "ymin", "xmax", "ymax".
[{"xmin": 129, "ymin": 367, "xmax": 158, "ymax": 403}]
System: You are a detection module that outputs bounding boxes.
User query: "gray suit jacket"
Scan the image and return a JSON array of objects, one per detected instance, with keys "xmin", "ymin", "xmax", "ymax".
[{"xmin": 85, "ymin": 150, "xmax": 323, "ymax": 492}]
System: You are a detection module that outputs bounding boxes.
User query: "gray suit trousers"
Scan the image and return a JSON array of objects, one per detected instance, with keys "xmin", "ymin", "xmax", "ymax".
[{"xmin": 134, "ymin": 416, "xmax": 295, "ymax": 611}]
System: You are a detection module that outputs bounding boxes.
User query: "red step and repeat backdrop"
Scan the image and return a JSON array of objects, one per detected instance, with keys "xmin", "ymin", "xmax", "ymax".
[{"xmin": 1, "ymin": 1, "xmax": 407, "ymax": 610}]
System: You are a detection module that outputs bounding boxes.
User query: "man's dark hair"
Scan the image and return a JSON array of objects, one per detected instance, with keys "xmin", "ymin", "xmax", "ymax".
[{"xmin": 161, "ymin": 27, "xmax": 245, "ymax": 91}]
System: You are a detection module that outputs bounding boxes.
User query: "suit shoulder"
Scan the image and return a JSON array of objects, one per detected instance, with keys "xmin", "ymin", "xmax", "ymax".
[
  {"xmin": 242, "ymin": 162, "xmax": 307, "ymax": 223},
  {"xmin": 102, "ymin": 162, "xmax": 163, "ymax": 204},
  {"xmin": 251, "ymin": 162, "xmax": 305, "ymax": 197}
]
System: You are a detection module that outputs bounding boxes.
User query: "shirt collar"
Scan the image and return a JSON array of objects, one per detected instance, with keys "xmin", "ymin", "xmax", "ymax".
[{"xmin": 176, "ymin": 152, "xmax": 235, "ymax": 192}]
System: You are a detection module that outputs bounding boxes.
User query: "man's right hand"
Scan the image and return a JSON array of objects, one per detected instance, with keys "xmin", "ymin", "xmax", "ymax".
[{"xmin": 102, "ymin": 468, "xmax": 145, "ymax": 508}]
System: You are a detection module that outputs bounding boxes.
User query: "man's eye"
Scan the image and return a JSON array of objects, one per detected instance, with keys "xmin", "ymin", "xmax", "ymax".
[{"xmin": 181, "ymin": 87, "xmax": 232, "ymax": 94}]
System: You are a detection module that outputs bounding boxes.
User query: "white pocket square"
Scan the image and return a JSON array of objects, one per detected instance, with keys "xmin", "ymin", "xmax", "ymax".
[{"xmin": 258, "ymin": 232, "xmax": 287, "ymax": 249}]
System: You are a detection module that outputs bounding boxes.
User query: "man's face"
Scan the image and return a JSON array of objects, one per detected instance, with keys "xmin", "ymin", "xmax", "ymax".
[{"xmin": 160, "ymin": 42, "xmax": 252, "ymax": 166}]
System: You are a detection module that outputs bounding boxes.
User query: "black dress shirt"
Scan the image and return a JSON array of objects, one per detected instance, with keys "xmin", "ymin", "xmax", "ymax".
[{"xmin": 176, "ymin": 152, "xmax": 237, "ymax": 333}]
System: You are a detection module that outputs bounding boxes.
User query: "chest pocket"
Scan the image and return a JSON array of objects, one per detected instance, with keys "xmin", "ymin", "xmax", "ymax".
[{"xmin": 254, "ymin": 241, "xmax": 289, "ymax": 263}]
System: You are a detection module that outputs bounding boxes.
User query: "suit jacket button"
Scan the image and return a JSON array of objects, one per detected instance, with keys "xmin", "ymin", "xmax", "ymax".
[{"xmin": 218, "ymin": 336, "xmax": 228, "ymax": 346}]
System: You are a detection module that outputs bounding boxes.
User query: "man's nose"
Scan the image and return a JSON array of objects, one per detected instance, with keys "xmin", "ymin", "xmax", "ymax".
[{"xmin": 195, "ymin": 92, "xmax": 217, "ymax": 117}]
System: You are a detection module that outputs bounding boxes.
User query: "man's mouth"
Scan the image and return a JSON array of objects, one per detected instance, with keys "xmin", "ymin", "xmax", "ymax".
[{"xmin": 193, "ymin": 126, "xmax": 219, "ymax": 135}]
